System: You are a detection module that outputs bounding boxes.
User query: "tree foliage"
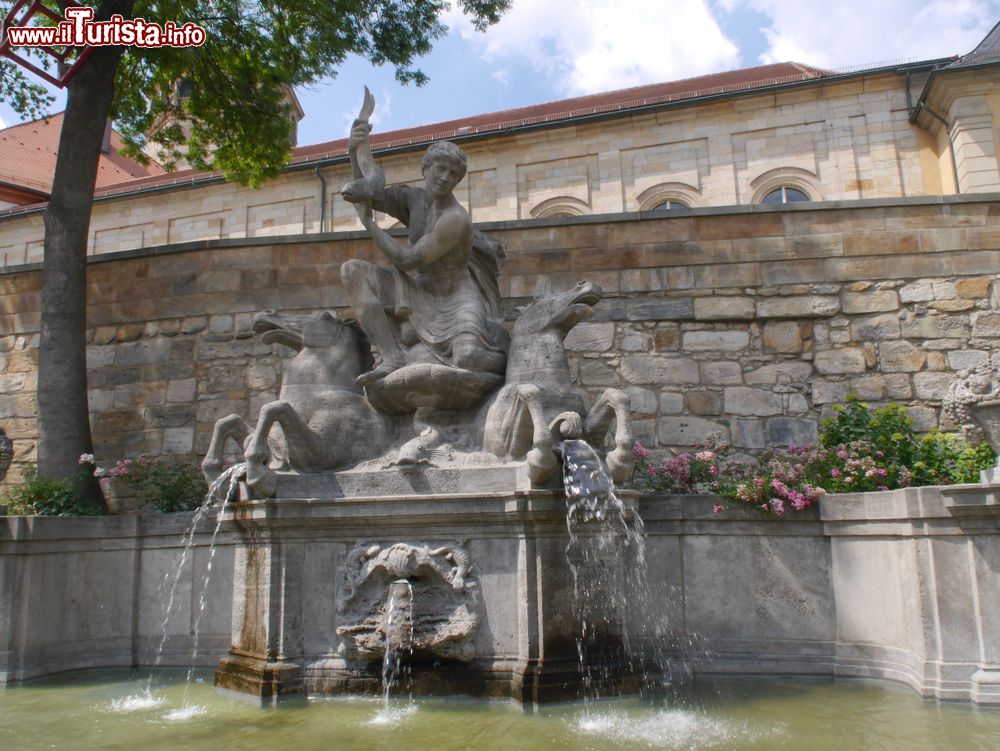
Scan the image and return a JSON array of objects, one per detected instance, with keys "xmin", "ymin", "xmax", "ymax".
[{"xmin": 2, "ymin": 0, "xmax": 511, "ymax": 185}]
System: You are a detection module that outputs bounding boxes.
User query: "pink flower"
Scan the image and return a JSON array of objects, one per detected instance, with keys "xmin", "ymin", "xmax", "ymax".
[
  {"xmin": 712, "ymin": 504, "xmax": 725, "ymax": 513},
  {"xmin": 837, "ymin": 450, "xmax": 849, "ymax": 460},
  {"xmin": 695, "ymin": 450, "xmax": 715, "ymax": 462},
  {"xmin": 830, "ymin": 468, "xmax": 841, "ymax": 478},
  {"xmin": 633, "ymin": 442, "xmax": 650, "ymax": 460},
  {"xmin": 708, "ymin": 465, "xmax": 718, "ymax": 475}
]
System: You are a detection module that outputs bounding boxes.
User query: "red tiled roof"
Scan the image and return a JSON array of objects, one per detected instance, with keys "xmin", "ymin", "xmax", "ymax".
[
  {"xmin": 293, "ymin": 62, "xmax": 828, "ymax": 162},
  {"xmin": 0, "ymin": 112, "xmax": 165, "ymax": 200},
  {"xmin": 4, "ymin": 61, "xmax": 831, "ymax": 205}
]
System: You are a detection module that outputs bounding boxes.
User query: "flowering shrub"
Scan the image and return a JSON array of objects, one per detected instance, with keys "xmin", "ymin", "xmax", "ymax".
[
  {"xmin": 81, "ymin": 454, "xmax": 133, "ymax": 480},
  {"xmin": 812, "ymin": 441, "xmax": 897, "ymax": 493},
  {"xmin": 631, "ymin": 437, "xmax": 723, "ymax": 495},
  {"xmin": 629, "ymin": 397, "xmax": 996, "ymax": 516},
  {"xmin": 631, "ymin": 437, "xmax": 824, "ymax": 516},
  {"xmin": 818, "ymin": 397, "xmax": 994, "ymax": 490},
  {"xmin": 718, "ymin": 445, "xmax": 826, "ymax": 515}
]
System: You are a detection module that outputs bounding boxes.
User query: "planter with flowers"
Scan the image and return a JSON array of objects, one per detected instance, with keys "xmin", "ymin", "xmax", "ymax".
[
  {"xmin": 79, "ymin": 455, "xmax": 142, "ymax": 514},
  {"xmin": 629, "ymin": 396, "xmax": 995, "ymax": 515}
]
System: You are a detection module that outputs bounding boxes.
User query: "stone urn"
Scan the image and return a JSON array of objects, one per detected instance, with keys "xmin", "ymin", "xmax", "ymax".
[
  {"xmin": 970, "ymin": 400, "xmax": 1000, "ymax": 480},
  {"xmin": 99, "ymin": 477, "xmax": 143, "ymax": 514}
]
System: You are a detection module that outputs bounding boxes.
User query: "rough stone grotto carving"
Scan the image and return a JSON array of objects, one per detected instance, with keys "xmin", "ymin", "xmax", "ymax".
[{"xmin": 335, "ymin": 542, "xmax": 481, "ymax": 661}]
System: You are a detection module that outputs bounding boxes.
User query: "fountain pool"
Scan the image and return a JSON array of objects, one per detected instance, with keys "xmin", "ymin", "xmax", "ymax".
[{"xmin": 2, "ymin": 669, "xmax": 999, "ymax": 750}]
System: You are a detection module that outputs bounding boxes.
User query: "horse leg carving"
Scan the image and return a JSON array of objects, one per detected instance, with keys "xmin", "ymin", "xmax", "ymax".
[
  {"xmin": 244, "ymin": 401, "xmax": 325, "ymax": 497},
  {"xmin": 585, "ymin": 389, "xmax": 634, "ymax": 486},
  {"xmin": 202, "ymin": 414, "xmax": 251, "ymax": 486},
  {"xmin": 500, "ymin": 385, "xmax": 563, "ymax": 486}
]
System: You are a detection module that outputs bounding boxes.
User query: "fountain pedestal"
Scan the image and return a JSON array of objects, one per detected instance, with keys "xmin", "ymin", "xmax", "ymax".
[{"xmin": 214, "ymin": 468, "xmax": 640, "ymax": 704}]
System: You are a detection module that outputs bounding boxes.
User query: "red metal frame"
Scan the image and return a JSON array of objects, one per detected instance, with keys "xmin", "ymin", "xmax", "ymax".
[{"xmin": 1, "ymin": 0, "xmax": 92, "ymax": 87}]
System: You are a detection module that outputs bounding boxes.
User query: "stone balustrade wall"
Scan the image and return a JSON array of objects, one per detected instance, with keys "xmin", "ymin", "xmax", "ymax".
[{"xmin": 0, "ymin": 195, "xmax": 999, "ymax": 482}]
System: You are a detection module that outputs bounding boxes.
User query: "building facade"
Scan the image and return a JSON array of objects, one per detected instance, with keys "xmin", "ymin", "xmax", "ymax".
[{"xmin": 1, "ymin": 30, "xmax": 1000, "ymax": 265}]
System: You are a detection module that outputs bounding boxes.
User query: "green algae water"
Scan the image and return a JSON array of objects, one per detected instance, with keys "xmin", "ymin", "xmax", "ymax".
[{"xmin": 2, "ymin": 671, "xmax": 999, "ymax": 751}]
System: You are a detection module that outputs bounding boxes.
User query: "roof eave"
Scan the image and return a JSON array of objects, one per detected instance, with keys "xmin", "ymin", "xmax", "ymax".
[{"xmin": 910, "ymin": 56, "xmax": 1000, "ymax": 126}]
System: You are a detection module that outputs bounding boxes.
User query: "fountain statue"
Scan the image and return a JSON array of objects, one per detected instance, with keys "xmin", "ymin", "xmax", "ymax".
[
  {"xmin": 210, "ymin": 88, "xmax": 640, "ymax": 703},
  {"xmin": 945, "ymin": 362, "xmax": 1000, "ymax": 481}
]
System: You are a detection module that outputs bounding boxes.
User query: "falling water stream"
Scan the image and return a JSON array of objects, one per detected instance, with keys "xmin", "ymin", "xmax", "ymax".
[
  {"xmin": 381, "ymin": 580, "xmax": 414, "ymax": 705},
  {"xmin": 134, "ymin": 463, "xmax": 247, "ymax": 713},
  {"xmin": 561, "ymin": 439, "xmax": 670, "ymax": 704}
]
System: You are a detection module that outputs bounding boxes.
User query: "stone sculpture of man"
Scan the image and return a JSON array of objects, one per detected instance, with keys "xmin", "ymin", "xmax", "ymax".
[{"xmin": 341, "ymin": 120, "xmax": 507, "ymax": 387}]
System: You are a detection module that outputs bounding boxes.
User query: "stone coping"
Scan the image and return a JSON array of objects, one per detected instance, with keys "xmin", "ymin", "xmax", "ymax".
[
  {"xmin": 3, "ymin": 484, "xmax": 995, "ymax": 540},
  {"xmin": 2, "ymin": 192, "xmax": 998, "ymax": 276}
]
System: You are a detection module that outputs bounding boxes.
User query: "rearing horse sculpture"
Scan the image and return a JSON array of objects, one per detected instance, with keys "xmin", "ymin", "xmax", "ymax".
[
  {"xmin": 202, "ymin": 309, "xmax": 389, "ymax": 497},
  {"xmin": 482, "ymin": 281, "xmax": 634, "ymax": 486}
]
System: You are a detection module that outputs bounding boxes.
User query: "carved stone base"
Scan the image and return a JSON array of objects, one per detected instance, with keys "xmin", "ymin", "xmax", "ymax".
[
  {"xmin": 215, "ymin": 480, "xmax": 642, "ymax": 705},
  {"xmin": 972, "ymin": 666, "xmax": 1000, "ymax": 704},
  {"xmin": 215, "ymin": 653, "xmax": 303, "ymax": 700}
]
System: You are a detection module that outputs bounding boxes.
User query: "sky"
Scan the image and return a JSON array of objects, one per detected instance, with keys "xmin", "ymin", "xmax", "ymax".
[{"xmin": 1, "ymin": 0, "xmax": 999, "ymax": 146}]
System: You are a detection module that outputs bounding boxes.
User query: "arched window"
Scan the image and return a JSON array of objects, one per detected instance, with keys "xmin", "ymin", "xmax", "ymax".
[
  {"xmin": 529, "ymin": 196, "xmax": 590, "ymax": 219},
  {"xmin": 749, "ymin": 167, "xmax": 822, "ymax": 205},
  {"xmin": 636, "ymin": 182, "xmax": 701, "ymax": 212},
  {"xmin": 650, "ymin": 199, "xmax": 689, "ymax": 211},
  {"xmin": 760, "ymin": 186, "xmax": 810, "ymax": 205}
]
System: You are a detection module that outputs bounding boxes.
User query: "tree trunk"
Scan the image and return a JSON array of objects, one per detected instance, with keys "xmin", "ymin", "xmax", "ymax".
[{"xmin": 37, "ymin": 0, "xmax": 132, "ymax": 491}]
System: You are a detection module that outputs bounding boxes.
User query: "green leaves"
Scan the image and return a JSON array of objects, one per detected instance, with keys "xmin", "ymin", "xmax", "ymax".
[
  {"xmin": 112, "ymin": 0, "xmax": 508, "ymax": 185},
  {"xmin": 2, "ymin": 464, "xmax": 103, "ymax": 516},
  {"xmin": 1, "ymin": 0, "xmax": 509, "ymax": 186},
  {"xmin": 118, "ymin": 456, "xmax": 208, "ymax": 512}
]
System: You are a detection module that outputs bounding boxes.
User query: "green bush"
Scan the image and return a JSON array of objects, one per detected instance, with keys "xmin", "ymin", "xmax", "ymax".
[
  {"xmin": 817, "ymin": 396, "xmax": 994, "ymax": 491},
  {"xmin": 2, "ymin": 465, "xmax": 103, "ymax": 516},
  {"xmin": 121, "ymin": 457, "xmax": 208, "ymax": 513},
  {"xmin": 821, "ymin": 396, "xmax": 917, "ymax": 464},
  {"xmin": 913, "ymin": 430, "xmax": 996, "ymax": 485}
]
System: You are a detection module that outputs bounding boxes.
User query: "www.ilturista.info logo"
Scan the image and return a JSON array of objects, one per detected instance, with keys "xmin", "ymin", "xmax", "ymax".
[{"xmin": 4, "ymin": 7, "xmax": 206, "ymax": 48}]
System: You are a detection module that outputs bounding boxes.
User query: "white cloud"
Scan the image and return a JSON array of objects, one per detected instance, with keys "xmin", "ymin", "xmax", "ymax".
[
  {"xmin": 734, "ymin": 0, "xmax": 1000, "ymax": 69},
  {"xmin": 370, "ymin": 89, "xmax": 393, "ymax": 129},
  {"xmin": 446, "ymin": 0, "xmax": 740, "ymax": 95},
  {"xmin": 335, "ymin": 87, "xmax": 393, "ymax": 141}
]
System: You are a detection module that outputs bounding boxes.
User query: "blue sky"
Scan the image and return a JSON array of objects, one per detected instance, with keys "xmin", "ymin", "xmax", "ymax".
[{"xmin": 2, "ymin": 0, "xmax": 999, "ymax": 147}]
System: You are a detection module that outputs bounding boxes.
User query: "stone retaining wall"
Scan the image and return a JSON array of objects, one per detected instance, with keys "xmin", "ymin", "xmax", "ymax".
[
  {"xmin": 3, "ymin": 488, "xmax": 997, "ymax": 704},
  {"xmin": 1, "ymin": 195, "xmax": 1000, "ymax": 481},
  {"xmin": 0, "ymin": 511, "xmax": 236, "ymax": 682}
]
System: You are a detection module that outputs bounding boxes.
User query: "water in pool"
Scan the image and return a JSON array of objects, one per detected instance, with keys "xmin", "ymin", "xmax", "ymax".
[{"xmin": 2, "ymin": 670, "xmax": 999, "ymax": 750}]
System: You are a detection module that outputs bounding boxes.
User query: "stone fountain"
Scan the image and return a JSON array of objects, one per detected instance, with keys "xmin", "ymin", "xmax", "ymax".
[{"xmin": 207, "ymin": 90, "xmax": 638, "ymax": 703}]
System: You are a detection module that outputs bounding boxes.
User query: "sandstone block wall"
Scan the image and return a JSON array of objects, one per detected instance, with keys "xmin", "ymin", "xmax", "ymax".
[{"xmin": 0, "ymin": 196, "xmax": 998, "ymax": 482}]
